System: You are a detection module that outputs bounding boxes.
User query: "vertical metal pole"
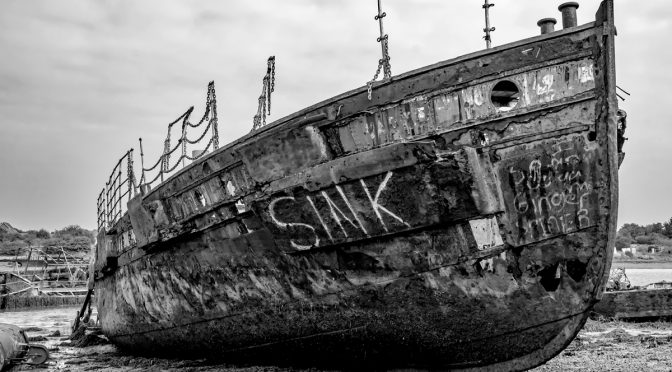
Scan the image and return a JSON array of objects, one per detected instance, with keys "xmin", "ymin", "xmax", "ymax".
[
  {"xmin": 209, "ymin": 83, "xmax": 219, "ymax": 150},
  {"xmin": 375, "ymin": 0, "xmax": 391, "ymax": 78},
  {"xmin": 181, "ymin": 123, "xmax": 186, "ymax": 168},
  {"xmin": 138, "ymin": 138, "xmax": 145, "ymax": 187},
  {"xmin": 483, "ymin": 0, "xmax": 495, "ymax": 49},
  {"xmin": 128, "ymin": 149, "xmax": 134, "ymax": 199},
  {"xmin": 161, "ymin": 138, "xmax": 167, "ymax": 183},
  {"xmin": 117, "ymin": 167, "xmax": 122, "ymax": 220},
  {"xmin": 105, "ymin": 181, "xmax": 110, "ymax": 227}
]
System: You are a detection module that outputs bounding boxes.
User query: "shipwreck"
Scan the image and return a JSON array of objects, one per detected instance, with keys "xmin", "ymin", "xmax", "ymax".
[{"xmin": 92, "ymin": 1, "xmax": 625, "ymax": 370}]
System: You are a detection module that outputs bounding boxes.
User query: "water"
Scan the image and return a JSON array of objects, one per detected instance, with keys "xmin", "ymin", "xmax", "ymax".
[
  {"xmin": 625, "ymin": 269, "xmax": 672, "ymax": 287},
  {"xmin": 0, "ymin": 306, "xmax": 76, "ymax": 335}
]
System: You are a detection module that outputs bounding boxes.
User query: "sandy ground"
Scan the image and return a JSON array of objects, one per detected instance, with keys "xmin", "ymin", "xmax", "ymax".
[{"xmin": 2, "ymin": 307, "xmax": 672, "ymax": 371}]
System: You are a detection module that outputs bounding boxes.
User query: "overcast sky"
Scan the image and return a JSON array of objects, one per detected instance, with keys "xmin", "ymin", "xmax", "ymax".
[{"xmin": 0, "ymin": 0, "xmax": 669, "ymax": 231}]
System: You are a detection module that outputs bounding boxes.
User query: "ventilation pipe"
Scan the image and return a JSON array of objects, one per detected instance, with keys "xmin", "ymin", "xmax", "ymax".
[
  {"xmin": 537, "ymin": 18, "xmax": 557, "ymax": 34},
  {"xmin": 558, "ymin": 2, "xmax": 579, "ymax": 29}
]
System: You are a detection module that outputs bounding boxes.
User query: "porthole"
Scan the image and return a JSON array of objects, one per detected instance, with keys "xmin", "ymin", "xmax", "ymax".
[{"xmin": 490, "ymin": 80, "xmax": 520, "ymax": 112}]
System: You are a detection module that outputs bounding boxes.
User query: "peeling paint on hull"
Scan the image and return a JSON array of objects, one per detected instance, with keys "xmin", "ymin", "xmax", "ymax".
[{"xmin": 94, "ymin": 1, "xmax": 621, "ymax": 370}]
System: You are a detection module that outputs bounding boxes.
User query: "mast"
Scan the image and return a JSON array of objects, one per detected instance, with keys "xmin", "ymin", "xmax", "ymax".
[{"xmin": 483, "ymin": 0, "xmax": 495, "ymax": 49}]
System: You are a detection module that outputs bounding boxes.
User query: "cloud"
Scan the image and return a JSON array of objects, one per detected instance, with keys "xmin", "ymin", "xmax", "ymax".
[{"xmin": 0, "ymin": 0, "xmax": 670, "ymax": 229}]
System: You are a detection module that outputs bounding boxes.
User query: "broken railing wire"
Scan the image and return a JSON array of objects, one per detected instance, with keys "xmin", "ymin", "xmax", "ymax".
[
  {"xmin": 97, "ymin": 149, "xmax": 135, "ymax": 230},
  {"xmin": 616, "ymin": 85, "xmax": 630, "ymax": 101},
  {"xmin": 97, "ymin": 82, "xmax": 219, "ymax": 231},
  {"xmin": 139, "ymin": 81, "xmax": 219, "ymax": 188},
  {"xmin": 252, "ymin": 56, "xmax": 276, "ymax": 131}
]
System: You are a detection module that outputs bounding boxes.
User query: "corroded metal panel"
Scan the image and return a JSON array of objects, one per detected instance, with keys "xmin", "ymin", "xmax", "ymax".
[
  {"xmin": 153, "ymin": 163, "xmax": 255, "ymax": 225},
  {"xmin": 497, "ymin": 134, "xmax": 598, "ymax": 246},
  {"xmin": 461, "ymin": 59, "xmax": 595, "ymax": 121},
  {"xmin": 337, "ymin": 95, "xmax": 437, "ymax": 154},
  {"xmin": 256, "ymin": 163, "xmax": 475, "ymax": 251},
  {"xmin": 332, "ymin": 59, "xmax": 595, "ymax": 155},
  {"xmin": 433, "ymin": 92, "xmax": 461, "ymax": 129},
  {"xmin": 469, "ymin": 217, "xmax": 504, "ymax": 250},
  {"xmin": 199, "ymin": 177, "xmax": 227, "ymax": 205},
  {"xmin": 240, "ymin": 126, "xmax": 330, "ymax": 184},
  {"xmin": 381, "ymin": 104, "xmax": 406, "ymax": 142}
]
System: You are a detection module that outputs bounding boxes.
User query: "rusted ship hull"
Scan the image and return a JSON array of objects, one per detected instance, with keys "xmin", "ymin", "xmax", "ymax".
[{"xmin": 94, "ymin": 1, "xmax": 620, "ymax": 370}]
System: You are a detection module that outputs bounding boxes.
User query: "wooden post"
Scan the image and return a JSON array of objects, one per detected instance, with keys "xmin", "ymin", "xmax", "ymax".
[{"xmin": 23, "ymin": 247, "xmax": 33, "ymax": 274}]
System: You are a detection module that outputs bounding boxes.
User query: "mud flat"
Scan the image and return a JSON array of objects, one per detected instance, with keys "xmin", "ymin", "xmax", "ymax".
[
  {"xmin": 3, "ymin": 307, "xmax": 315, "ymax": 371},
  {"xmin": 533, "ymin": 319, "xmax": 672, "ymax": 371},
  {"xmin": 3, "ymin": 307, "xmax": 672, "ymax": 371},
  {"xmin": 611, "ymin": 261, "xmax": 672, "ymax": 270}
]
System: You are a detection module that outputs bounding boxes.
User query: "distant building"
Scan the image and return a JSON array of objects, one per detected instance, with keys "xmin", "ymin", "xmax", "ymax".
[
  {"xmin": 647, "ymin": 245, "xmax": 660, "ymax": 254},
  {"xmin": 645, "ymin": 281, "xmax": 672, "ymax": 290},
  {"xmin": 621, "ymin": 246, "xmax": 638, "ymax": 256}
]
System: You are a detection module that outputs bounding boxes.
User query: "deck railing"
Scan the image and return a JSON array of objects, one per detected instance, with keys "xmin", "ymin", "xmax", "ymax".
[{"xmin": 97, "ymin": 82, "xmax": 219, "ymax": 231}]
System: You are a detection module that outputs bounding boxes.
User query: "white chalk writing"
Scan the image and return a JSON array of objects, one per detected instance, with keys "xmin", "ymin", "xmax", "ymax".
[
  {"xmin": 505, "ymin": 139, "xmax": 595, "ymax": 244},
  {"xmin": 361, "ymin": 172, "xmax": 410, "ymax": 232},
  {"xmin": 268, "ymin": 171, "xmax": 410, "ymax": 250},
  {"xmin": 269, "ymin": 196, "xmax": 319, "ymax": 250}
]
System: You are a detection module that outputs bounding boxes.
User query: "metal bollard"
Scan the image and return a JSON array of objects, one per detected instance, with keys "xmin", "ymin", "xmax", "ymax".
[
  {"xmin": 537, "ymin": 18, "xmax": 557, "ymax": 34},
  {"xmin": 558, "ymin": 2, "xmax": 579, "ymax": 29}
]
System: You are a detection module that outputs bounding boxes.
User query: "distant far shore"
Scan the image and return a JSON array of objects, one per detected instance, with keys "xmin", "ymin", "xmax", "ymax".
[{"xmin": 611, "ymin": 260, "xmax": 672, "ymax": 270}]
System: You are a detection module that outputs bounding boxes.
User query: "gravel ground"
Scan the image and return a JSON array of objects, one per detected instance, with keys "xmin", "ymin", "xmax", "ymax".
[
  {"xmin": 4, "ymin": 308, "xmax": 672, "ymax": 371},
  {"xmin": 532, "ymin": 319, "xmax": 672, "ymax": 372}
]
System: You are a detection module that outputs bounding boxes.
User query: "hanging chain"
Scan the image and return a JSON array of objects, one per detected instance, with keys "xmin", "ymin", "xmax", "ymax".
[
  {"xmin": 101, "ymin": 82, "xmax": 220, "ymax": 216},
  {"xmin": 252, "ymin": 56, "xmax": 276, "ymax": 131},
  {"xmin": 162, "ymin": 136, "xmax": 170, "ymax": 172},
  {"xmin": 268, "ymin": 57, "xmax": 275, "ymax": 113},
  {"xmin": 127, "ymin": 149, "xmax": 135, "ymax": 196},
  {"xmin": 181, "ymin": 122, "xmax": 187, "ymax": 167},
  {"xmin": 205, "ymin": 83, "xmax": 212, "ymax": 121},
  {"xmin": 209, "ymin": 82, "xmax": 219, "ymax": 150},
  {"xmin": 367, "ymin": 59, "xmax": 384, "ymax": 100},
  {"xmin": 368, "ymin": 0, "xmax": 392, "ymax": 100},
  {"xmin": 380, "ymin": 37, "xmax": 391, "ymax": 79}
]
